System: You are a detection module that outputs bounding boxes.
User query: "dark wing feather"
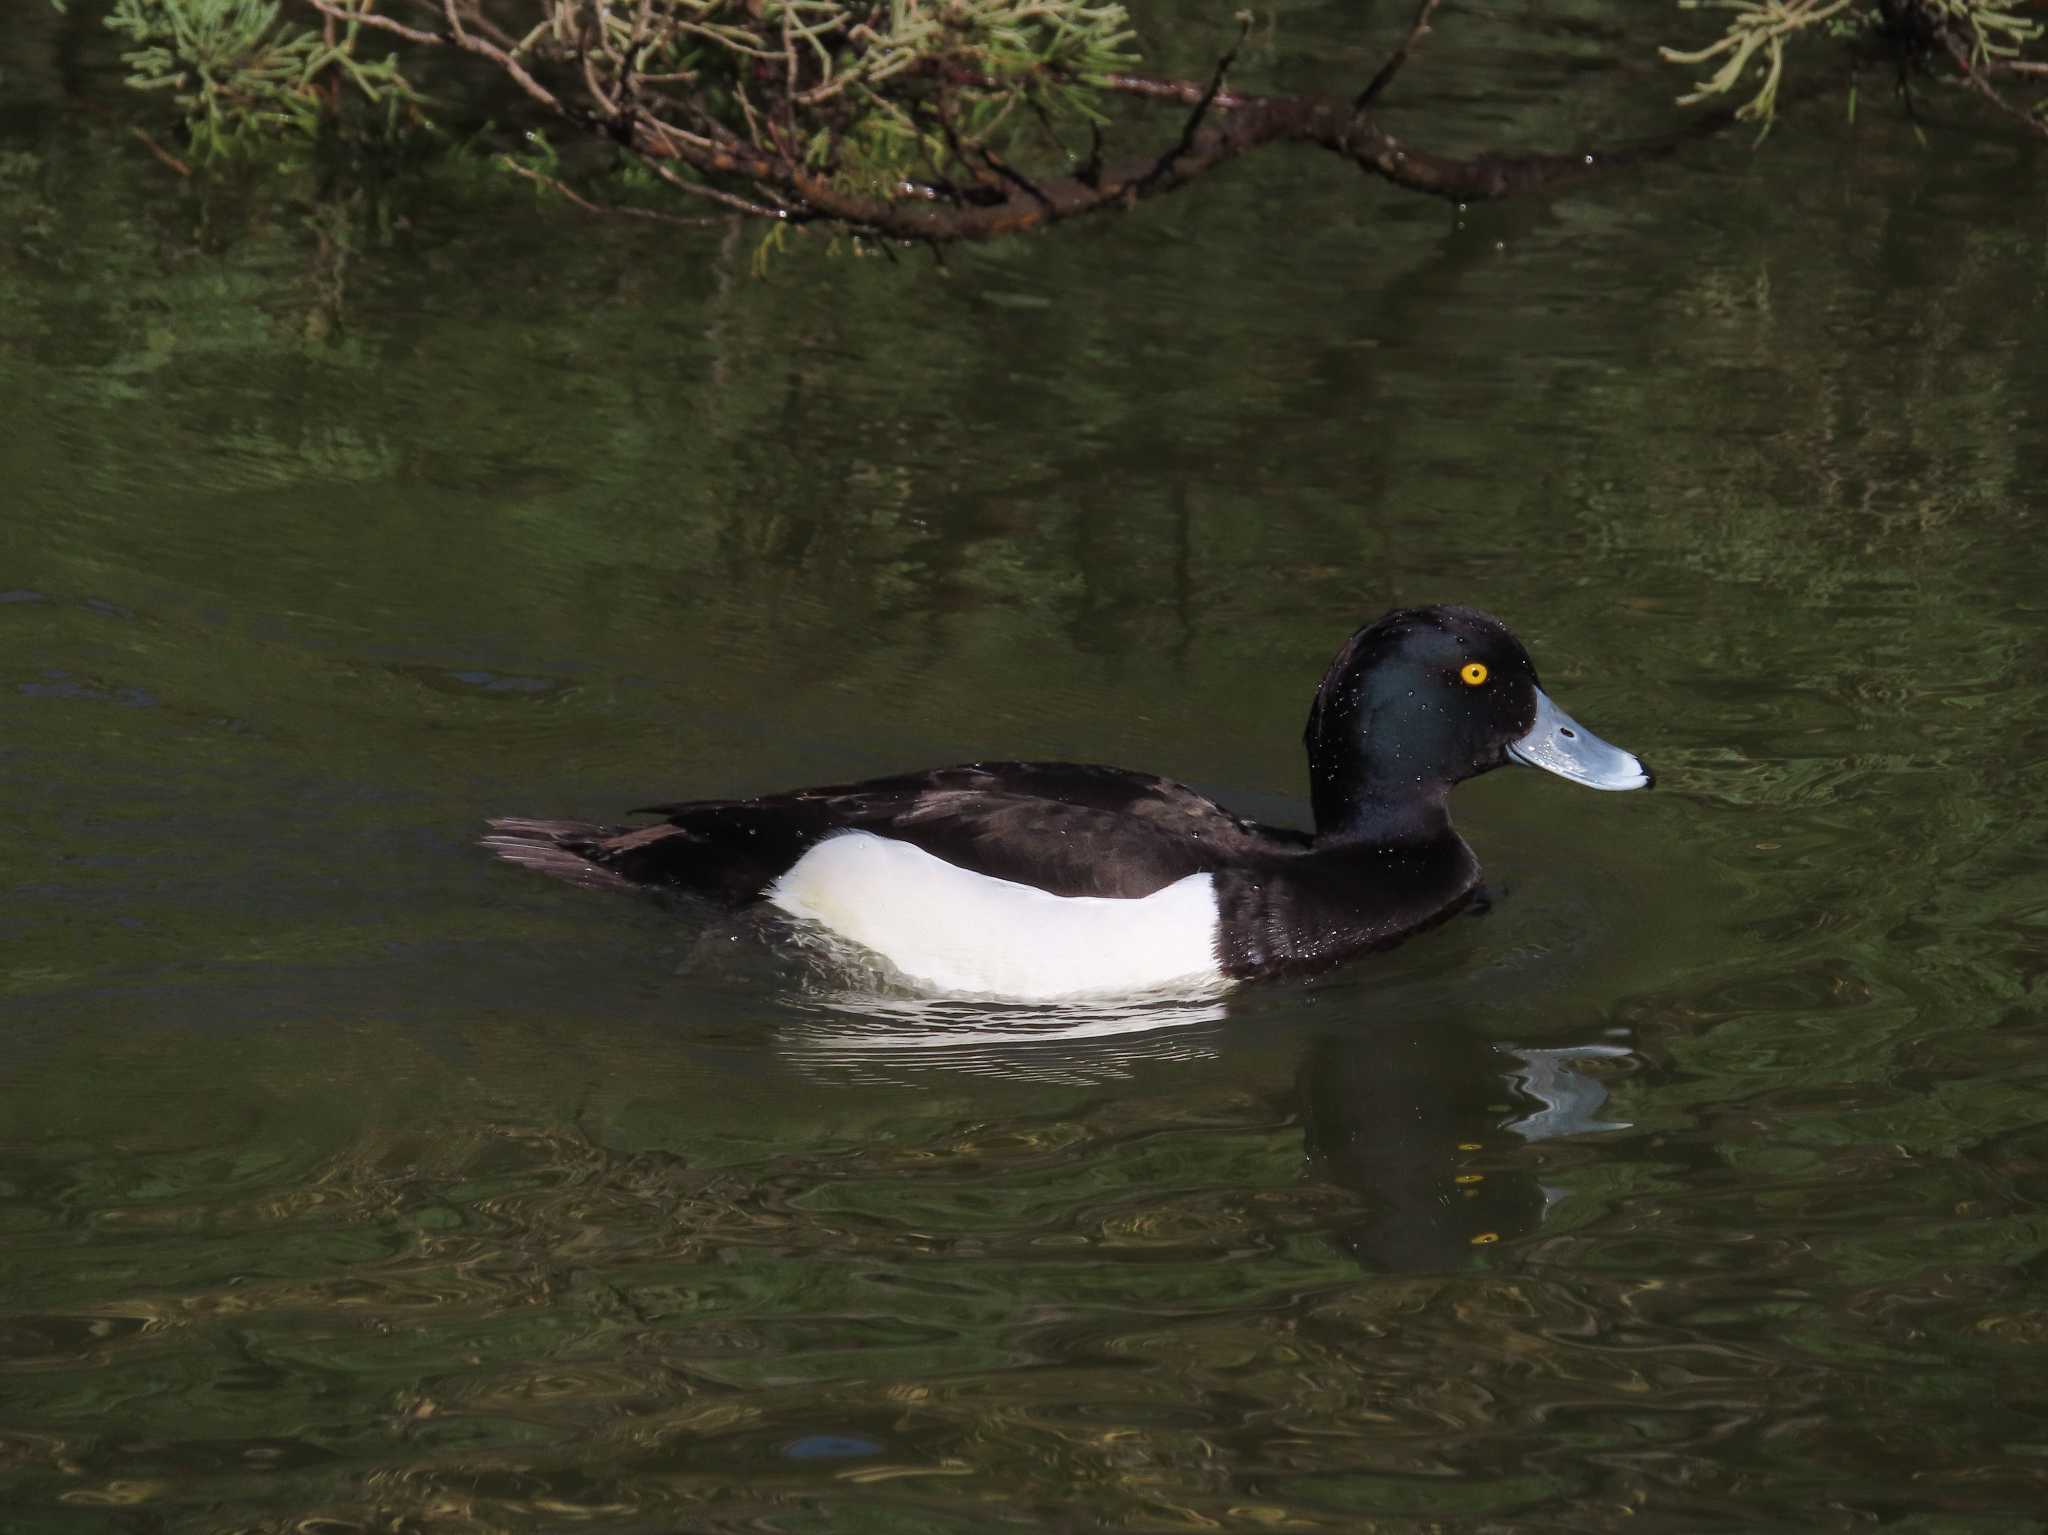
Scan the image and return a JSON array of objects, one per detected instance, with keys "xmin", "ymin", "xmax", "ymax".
[{"xmin": 536, "ymin": 761, "xmax": 1306, "ymax": 902}]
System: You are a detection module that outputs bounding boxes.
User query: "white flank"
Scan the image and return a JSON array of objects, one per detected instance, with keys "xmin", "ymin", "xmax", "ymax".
[{"xmin": 766, "ymin": 832, "xmax": 1223, "ymax": 1000}]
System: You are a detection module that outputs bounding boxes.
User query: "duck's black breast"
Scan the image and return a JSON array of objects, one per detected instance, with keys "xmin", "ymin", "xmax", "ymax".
[
  {"xmin": 1211, "ymin": 834, "xmax": 1484, "ymax": 980},
  {"xmin": 600, "ymin": 761, "xmax": 1311, "ymax": 903}
]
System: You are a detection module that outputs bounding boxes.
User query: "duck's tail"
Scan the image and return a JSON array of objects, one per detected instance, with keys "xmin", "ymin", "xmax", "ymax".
[{"xmin": 482, "ymin": 817, "xmax": 639, "ymax": 893}]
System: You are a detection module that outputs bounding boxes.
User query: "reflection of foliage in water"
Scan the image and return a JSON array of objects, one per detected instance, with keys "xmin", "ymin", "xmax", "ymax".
[
  {"xmin": 5, "ymin": 1040, "xmax": 2045, "ymax": 1527},
  {"xmin": 0, "ymin": 1084, "xmax": 1386, "ymax": 1527}
]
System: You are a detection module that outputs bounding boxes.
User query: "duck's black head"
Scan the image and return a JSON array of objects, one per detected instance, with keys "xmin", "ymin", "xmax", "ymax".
[{"xmin": 1304, "ymin": 605, "xmax": 1650, "ymax": 841}]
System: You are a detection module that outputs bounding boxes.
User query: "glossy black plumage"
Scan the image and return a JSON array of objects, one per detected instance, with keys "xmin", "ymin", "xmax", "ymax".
[{"xmin": 486, "ymin": 604, "xmax": 1649, "ymax": 985}]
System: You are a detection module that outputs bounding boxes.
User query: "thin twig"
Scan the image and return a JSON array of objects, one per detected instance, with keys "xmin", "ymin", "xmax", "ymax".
[
  {"xmin": 1134, "ymin": 14, "xmax": 1250, "ymax": 191},
  {"xmin": 979, "ymin": 146, "xmax": 1053, "ymax": 208},
  {"xmin": 644, "ymin": 157, "xmax": 793, "ymax": 220},
  {"xmin": 1356, "ymin": 0, "xmax": 1442, "ymax": 113},
  {"xmin": 1933, "ymin": 18, "xmax": 2048, "ymax": 137},
  {"xmin": 501, "ymin": 156, "xmax": 727, "ymax": 225},
  {"xmin": 630, "ymin": 112, "xmax": 724, "ymax": 159},
  {"xmin": 309, "ymin": 0, "xmax": 567, "ymax": 114},
  {"xmin": 930, "ymin": 89, "xmax": 1001, "ymax": 194},
  {"xmin": 446, "ymin": 0, "xmax": 519, "ymax": 50},
  {"xmin": 1078, "ymin": 120, "xmax": 1105, "ymax": 186},
  {"xmin": 305, "ymin": 0, "xmax": 440, "ymax": 47},
  {"xmin": 443, "ymin": 0, "xmax": 567, "ymax": 114},
  {"xmin": 1098, "ymin": 72, "xmax": 1254, "ymax": 110},
  {"xmin": 131, "ymin": 126, "xmax": 192, "ymax": 177},
  {"xmin": 582, "ymin": 38, "xmax": 623, "ymax": 117}
]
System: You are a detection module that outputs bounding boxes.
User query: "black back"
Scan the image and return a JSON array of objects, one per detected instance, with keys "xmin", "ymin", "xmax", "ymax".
[{"xmin": 578, "ymin": 761, "xmax": 1310, "ymax": 903}]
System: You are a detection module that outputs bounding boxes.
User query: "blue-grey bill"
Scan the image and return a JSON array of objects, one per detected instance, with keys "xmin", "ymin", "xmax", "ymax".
[{"xmin": 1507, "ymin": 688, "xmax": 1653, "ymax": 791}]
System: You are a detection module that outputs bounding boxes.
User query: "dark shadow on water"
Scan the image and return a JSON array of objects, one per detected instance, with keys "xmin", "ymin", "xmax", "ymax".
[{"xmin": 1301, "ymin": 1018, "xmax": 1629, "ymax": 1272}]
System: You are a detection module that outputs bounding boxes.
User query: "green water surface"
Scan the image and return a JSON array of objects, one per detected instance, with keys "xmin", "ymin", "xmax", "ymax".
[{"xmin": 4, "ymin": 5, "xmax": 2048, "ymax": 1531}]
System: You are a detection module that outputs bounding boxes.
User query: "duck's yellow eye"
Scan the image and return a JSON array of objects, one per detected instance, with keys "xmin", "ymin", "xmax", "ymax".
[{"xmin": 1460, "ymin": 662, "xmax": 1489, "ymax": 686}]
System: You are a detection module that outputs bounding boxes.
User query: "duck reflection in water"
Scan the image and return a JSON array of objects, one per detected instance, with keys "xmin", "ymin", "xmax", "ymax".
[
  {"xmin": 1300, "ymin": 1018, "xmax": 1629, "ymax": 1272},
  {"xmin": 777, "ymin": 984, "xmax": 1628, "ymax": 1276}
]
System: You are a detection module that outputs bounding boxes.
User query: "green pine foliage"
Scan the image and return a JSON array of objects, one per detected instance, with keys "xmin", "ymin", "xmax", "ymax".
[
  {"xmin": 48, "ymin": 0, "xmax": 1137, "ymax": 178},
  {"xmin": 1662, "ymin": 0, "xmax": 2044, "ymax": 127},
  {"xmin": 39, "ymin": 1, "xmax": 2048, "ymax": 229},
  {"xmin": 54, "ymin": 0, "xmax": 424, "ymax": 157}
]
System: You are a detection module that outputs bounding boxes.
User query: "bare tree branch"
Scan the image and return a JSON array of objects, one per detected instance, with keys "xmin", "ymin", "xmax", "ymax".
[{"xmin": 297, "ymin": 0, "xmax": 1772, "ymax": 246}]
